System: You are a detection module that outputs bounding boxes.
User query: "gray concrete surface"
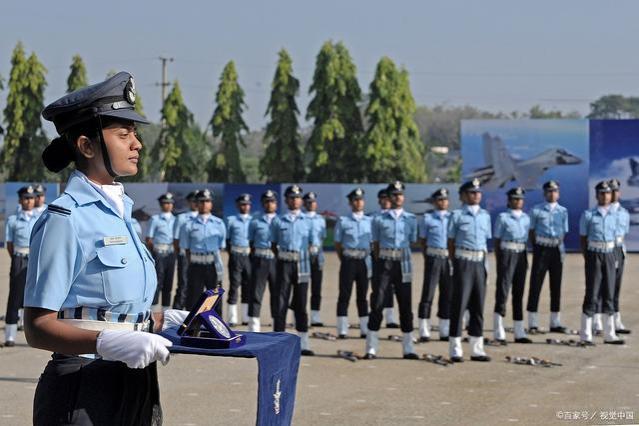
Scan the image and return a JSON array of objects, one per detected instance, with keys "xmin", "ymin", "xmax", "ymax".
[{"xmin": 0, "ymin": 251, "xmax": 637, "ymax": 425}]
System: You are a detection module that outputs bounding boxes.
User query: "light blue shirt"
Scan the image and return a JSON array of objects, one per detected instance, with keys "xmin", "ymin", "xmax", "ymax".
[
  {"xmin": 494, "ymin": 210, "xmax": 530, "ymax": 243},
  {"xmin": 270, "ymin": 212, "xmax": 312, "ymax": 252},
  {"xmin": 418, "ymin": 211, "xmax": 450, "ymax": 249},
  {"xmin": 24, "ymin": 171, "xmax": 156, "ymax": 315},
  {"xmin": 249, "ymin": 214, "xmax": 276, "ymax": 249},
  {"xmin": 226, "ymin": 214, "xmax": 251, "ymax": 248},
  {"xmin": 5, "ymin": 211, "xmax": 38, "ymax": 248},
  {"xmin": 147, "ymin": 213, "xmax": 176, "ymax": 245},
  {"xmin": 179, "ymin": 215, "xmax": 226, "ymax": 254},
  {"xmin": 173, "ymin": 210, "xmax": 197, "ymax": 240},
  {"xmin": 579, "ymin": 208, "xmax": 617, "ymax": 242},
  {"xmin": 611, "ymin": 203, "xmax": 630, "ymax": 237},
  {"xmin": 372, "ymin": 210, "xmax": 418, "ymax": 249},
  {"xmin": 448, "ymin": 205, "xmax": 492, "ymax": 251},
  {"xmin": 530, "ymin": 202, "xmax": 569, "ymax": 238},
  {"xmin": 334, "ymin": 213, "xmax": 373, "ymax": 250},
  {"xmin": 305, "ymin": 212, "xmax": 326, "ymax": 247}
]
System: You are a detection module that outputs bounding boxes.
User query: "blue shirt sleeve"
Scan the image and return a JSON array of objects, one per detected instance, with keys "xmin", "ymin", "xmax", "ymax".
[
  {"xmin": 179, "ymin": 222, "xmax": 190, "ymax": 249},
  {"xmin": 220, "ymin": 220, "xmax": 227, "ymax": 249},
  {"xmin": 147, "ymin": 217, "xmax": 156, "ymax": 239},
  {"xmin": 334, "ymin": 218, "xmax": 343, "ymax": 243},
  {"xmin": 447, "ymin": 212, "xmax": 457, "ymax": 239},
  {"xmin": 485, "ymin": 213, "xmax": 492, "ymax": 239},
  {"xmin": 579, "ymin": 211, "xmax": 588, "ymax": 236},
  {"xmin": 24, "ymin": 213, "xmax": 83, "ymax": 311},
  {"xmin": 418, "ymin": 217, "xmax": 426, "ymax": 239},
  {"xmin": 5, "ymin": 216, "xmax": 14, "ymax": 242},
  {"xmin": 529, "ymin": 209, "xmax": 537, "ymax": 231},
  {"xmin": 563, "ymin": 209, "xmax": 569, "ymax": 234},
  {"xmin": 371, "ymin": 217, "xmax": 380, "ymax": 242},
  {"xmin": 248, "ymin": 220, "xmax": 256, "ymax": 243},
  {"xmin": 270, "ymin": 218, "xmax": 280, "ymax": 245},
  {"xmin": 410, "ymin": 217, "xmax": 418, "ymax": 243},
  {"xmin": 494, "ymin": 215, "xmax": 503, "ymax": 239}
]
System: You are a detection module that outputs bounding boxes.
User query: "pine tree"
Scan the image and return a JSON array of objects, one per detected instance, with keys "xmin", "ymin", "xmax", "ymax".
[
  {"xmin": 261, "ymin": 49, "xmax": 304, "ymax": 182},
  {"xmin": 209, "ymin": 61, "xmax": 248, "ymax": 183},
  {"xmin": 153, "ymin": 81, "xmax": 202, "ymax": 182},
  {"xmin": 66, "ymin": 54, "xmax": 88, "ymax": 93},
  {"xmin": 306, "ymin": 41, "xmax": 364, "ymax": 182},
  {"xmin": 364, "ymin": 57, "xmax": 425, "ymax": 182},
  {"xmin": 1, "ymin": 43, "xmax": 49, "ymax": 181}
]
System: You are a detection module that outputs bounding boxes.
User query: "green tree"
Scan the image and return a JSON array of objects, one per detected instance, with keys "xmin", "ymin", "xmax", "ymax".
[
  {"xmin": 1, "ymin": 43, "xmax": 49, "ymax": 181},
  {"xmin": 66, "ymin": 54, "xmax": 88, "ymax": 93},
  {"xmin": 588, "ymin": 95, "xmax": 639, "ymax": 119},
  {"xmin": 152, "ymin": 81, "xmax": 203, "ymax": 181},
  {"xmin": 208, "ymin": 61, "xmax": 248, "ymax": 182},
  {"xmin": 306, "ymin": 41, "xmax": 365, "ymax": 182},
  {"xmin": 364, "ymin": 57, "xmax": 425, "ymax": 182},
  {"xmin": 260, "ymin": 49, "xmax": 304, "ymax": 182}
]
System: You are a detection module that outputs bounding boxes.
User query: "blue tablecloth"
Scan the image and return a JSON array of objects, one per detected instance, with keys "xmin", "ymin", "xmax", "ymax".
[{"xmin": 160, "ymin": 327, "xmax": 300, "ymax": 426}]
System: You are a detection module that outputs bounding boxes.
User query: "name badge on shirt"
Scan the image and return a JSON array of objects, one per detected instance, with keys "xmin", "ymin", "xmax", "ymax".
[{"xmin": 103, "ymin": 236, "xmax": 128, "ymax": 246}]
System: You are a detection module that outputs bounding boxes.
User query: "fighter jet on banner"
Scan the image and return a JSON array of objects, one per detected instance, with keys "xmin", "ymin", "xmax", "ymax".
[
  {"xmin": 627, "ymin": 158, "xmax": 639, "ymax": 187},
  {"xmin": 465, "ymin": 132, "xmax": 583, "ymax": 190}
]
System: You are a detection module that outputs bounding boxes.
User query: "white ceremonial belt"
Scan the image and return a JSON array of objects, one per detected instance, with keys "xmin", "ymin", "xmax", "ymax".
[
  {"xmin": 13, "ymin": 246, "xmax": 30, "ymax": 256},
  {"xmin": 59, "ymin": 319, "xmax": 150, "ymax": 332},
  {"xmin": 500, "ymin": 241, "xmax": 526, "ymax": 252},
  {"xmin": 309, "ymin": 245, "xmax": 320, "ymax": 255},
  {"xmin": 455, "ymin": 248, "xmax": 485, "ymax": 262},
  {"xmin": 231, "ymin": 246, "xmax": 251, "ymax": 256},
  {"xmin": 426, "ymin": 247, "xmax": 449, "ymax": 258},
  {"xmin": 343, "ymin": 249, "xmax": 368, "ymax": 259},
  {"xmin": 254, "ymin": 248, "xmax": 275, "ymax": 259},
  {"xmin": 616, "ymin": 236, "xmax": 624, "ymax": 246},
  {"xmin": 536, "ymin": 236, "xmax": 561, "ymax": 247},
  {"xmin": 190, "ymin": 252, "xmax": 217, "ymax": 264},
  {"xmin": 379, "ymin": 248, "xmax": 403, "ymax": 260},
  {"xmin": 154, "ymin": 243, "xmax": 173, "ymax": 254},
  {"xmin": 587, "ymin": 241, "xmax": 615, "ymax": 252},
  {"xmin": 278, "ymin": 250, "xmax": 300, "ymax": 262}
]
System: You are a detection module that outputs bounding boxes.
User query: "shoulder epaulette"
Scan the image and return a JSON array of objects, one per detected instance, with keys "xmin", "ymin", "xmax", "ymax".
[{"xmin": 47, "ymin": 204, "xmax": 71, "ymax": 217}]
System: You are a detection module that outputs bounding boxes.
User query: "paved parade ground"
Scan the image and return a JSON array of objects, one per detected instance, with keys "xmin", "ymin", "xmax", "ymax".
[{"xmin": 0, "ymin": 251, "xmax": 637, "ymax": 425}]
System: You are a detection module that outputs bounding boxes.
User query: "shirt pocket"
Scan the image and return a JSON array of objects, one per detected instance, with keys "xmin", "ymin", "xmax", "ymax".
[{"xmin": 95, "ymin": 245, "xmax": 145, "ymax": 305}]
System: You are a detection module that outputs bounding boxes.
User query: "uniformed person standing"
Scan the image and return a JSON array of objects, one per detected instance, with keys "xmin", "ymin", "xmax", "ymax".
[
  {"xmin": 608, "ymin": 179, "xmax": 631, "ymax": 334},
  {"xmin": 334, "ymin": 188, "xmax": 372, "ymax": 339},
  {"xmin": 247, "ymin": 190, "xmax": 278, "ymax": 332},
  {"xmin": 417, "ymin": 188, "xmax": 452, "ymax": 342},
  {"xmin": 493, "ymin": 187, "xmax": 532, "ymax": 344},
  {"xmin": 146, "ymin": 192, "xmax": 176, "ymax": 313},
  {"xmin": 25, "ymin": 72, "xmax": 171, "ymax": 424},
  {"xmin": 374, "ymin": 188, "xmax": 400, "ymax": 328},
  {"xmin": 4, "ymin": 185, "xmax": 38, "ymax": 346},
  {"xmin": 527, "ymin": 180, "xmax": 569, "ymax": 333},
  {"xmin": 180, "ymin": 189, "xmax": 227, "ymax": 313},
  {"xmin": 365, "ymin": 181, "xmax": 418, "ymax": 360},
  {"xmin": 271, "ymin": 185, "xmax": 315, "ymax": 356},
  {"xmin": 448, "ymin": 179, "xmax": 492, "ymax": 362},
  {"xmin": 226, "ymin": 194, "xmax": 253, "ymax": 326},
  {"xmin": 579, "ymin": 181, "xmax": 624, "ymax": 345},
  {"xmin": 33, "ymin": 184, "xmax": 48, "ymax": 217},
  {"xmin": 303, "ymin": 192, "xmax": 327, "ymax": 326},
  {"xmin": 172, "ymin": 190, "xmax": 198, "ymax": 310}
]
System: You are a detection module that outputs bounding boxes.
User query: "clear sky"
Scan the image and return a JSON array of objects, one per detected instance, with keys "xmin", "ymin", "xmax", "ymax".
[{"xmin": 1, "ymin": 0, "xmax": 638, "ymax": 132}]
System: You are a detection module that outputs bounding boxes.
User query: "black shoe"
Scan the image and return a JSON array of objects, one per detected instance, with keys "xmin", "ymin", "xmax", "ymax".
[
  {"xmin": 496, "ymin": 339, "xmax": 508, "ymax": 345},
  {"xmin": 419, "ymin": 336, "xmax": 430, "ymax": 343},
  {"xmin": 4, "ymin": 341, "xmax": 15, "ymax": 347},
  {"xmin": 360, "ymin": 334, "xmax": 367, "ymax": 339},
  {"xmin": 514, "ymin": 337, "xmax": 533, "ymax": 344},
  {"xmin": 439, "ymin": 336, "xmax": 449, "ymax": 341},
  {"xmin": 450, "ymin": 356, "xmax": 464, "ymax": 363},
  {"xmin": 550, "ymin": 326, "xmax": 567, "ymax": 333},
  {"xmin": 363, "ymin": 353, "xmax": 377, "ymax": 360},
  {"xmin": 581, "ymin": 341, "xmax": 596, "ymax": 347},
  {"xmin": 470, "ymin": 355, "xmax": 491, "ymax": 362},
  {"xmin": 403, "ymin": 353, "xmax": 419, "ymax": 360},
  {"xmin": 17, "ymin": 325, "xmax": 24, "ymax": 331},
  {"xmin": 242, "ymin": 322, "xmax": 248, "ymax": 326},
  {"xmin": 301, "ymin": 349, "xmax": 315, "ymax": 356},
  {"xmin": 604, "ymin": 339, "xmax": 625, "ymax": 345},
  {"xmin": 338, "ymin": 334, "xmax": 347, "ymax": 339},
  {"xmin": 528, "ymin": 327, "xmax": 539, "ymax": 334},
  {"xmin": 616, "ymin": 328, "xmax": 631, "ymax": 334},
  {"xmin": 311, "ymin": 322, "xmax": 324, "ymax": 327},
  {"xmin": 386, "ymin": 322, "xmax": 400, "ymax": 329}
]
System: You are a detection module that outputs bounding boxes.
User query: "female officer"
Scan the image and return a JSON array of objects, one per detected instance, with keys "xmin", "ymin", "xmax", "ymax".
[{"xmin": 24, "ymin": 72, "xmax": 172, "ymax": 425}]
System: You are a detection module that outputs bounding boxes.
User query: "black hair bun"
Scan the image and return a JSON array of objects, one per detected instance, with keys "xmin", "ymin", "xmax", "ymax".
[{"xmin": 42, "ymin": 136, "xmax": 74, "ymax": 173}]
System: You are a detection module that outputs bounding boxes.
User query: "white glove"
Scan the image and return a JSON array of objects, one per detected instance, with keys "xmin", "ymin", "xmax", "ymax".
[
  {"xmin": 162, "ymin": 309, "xmax": 191, "ymax": 331},
  {"xmin": 96, "ymin": 329, "xmax": 173, "ymax": 369}
]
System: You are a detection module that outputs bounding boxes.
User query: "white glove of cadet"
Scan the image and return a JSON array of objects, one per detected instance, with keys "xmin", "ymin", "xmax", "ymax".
[
  {"xmin": 96, "ymin": 329, "xmax": 173, "ymax": 369},
  {"xmin": 162, "ymin": 309, "xmax": 191, "ymax": 331}
]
